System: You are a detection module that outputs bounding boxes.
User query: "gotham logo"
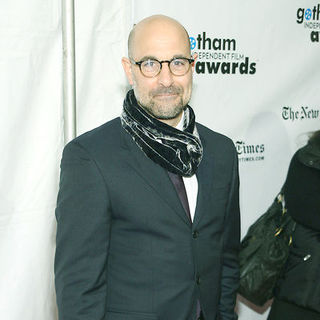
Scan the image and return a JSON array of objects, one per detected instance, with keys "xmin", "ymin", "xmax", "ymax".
[
  {"xmin": 190, "ymin": 32, "xmax": 257, "ymax": 75},
  {"xmin": 282, "ymin": 106, "xmax": 320, "ymax": 121},
  {"xmin": 236, "ymin": 141, "xmax": 265, "ymax": 163},
  {"xmin": 296, "ymin": 4, "xmax": 320, "ymax": 42}
]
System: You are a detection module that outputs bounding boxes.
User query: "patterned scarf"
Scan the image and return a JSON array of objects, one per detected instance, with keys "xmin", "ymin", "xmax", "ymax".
[{"xmin": 120, "ymin": 90, "xmax": 203, "ymax": 177}]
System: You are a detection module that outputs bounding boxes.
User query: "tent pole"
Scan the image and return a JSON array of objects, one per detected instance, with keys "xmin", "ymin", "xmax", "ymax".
[{"xmin": 62, "ymin": 0, "xmax": 76, "ymax": 144}]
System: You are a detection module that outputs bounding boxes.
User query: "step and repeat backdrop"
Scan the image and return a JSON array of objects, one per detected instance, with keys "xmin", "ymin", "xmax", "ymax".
[
  {"xmin": 0, "ymin": 1, "xmax": 318, "ymax": 319},
  {"xmin": 131, "ymin": 1, "xmax": 319, "ymax": 319}
]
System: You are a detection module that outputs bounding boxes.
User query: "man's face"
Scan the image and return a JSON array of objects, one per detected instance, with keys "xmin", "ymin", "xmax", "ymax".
[{"xmin": 122, "ymin": 20, "xmax": 195, "ymax": 122}]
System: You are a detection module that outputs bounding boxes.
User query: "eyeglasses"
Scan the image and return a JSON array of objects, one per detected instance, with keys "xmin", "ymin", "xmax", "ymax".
[{"xmin": 130, "ymin": 57, "xmax": 194, "ymax": 78}]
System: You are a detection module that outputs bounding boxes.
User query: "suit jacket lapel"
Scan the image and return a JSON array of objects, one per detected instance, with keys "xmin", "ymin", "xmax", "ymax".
[
  {"xmin": 193, "ymin": 133, "xmax": 214, "ymax": 229},
  {"xmin": 120, "ymin": 127, "xmax": 191, "ymax": 227}
]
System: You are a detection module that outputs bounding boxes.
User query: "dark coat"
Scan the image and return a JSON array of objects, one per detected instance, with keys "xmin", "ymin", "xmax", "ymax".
[
  {"xmin": 54, "ymin": 118, "xmax": 240, "ymax": 320},
  {"xmin": 274, "ymin": 141, "xmax": 320, "ymax": 313},
  {"xmin": 275, "ymin": 223, "xmax": 320, "ymax": 313}
]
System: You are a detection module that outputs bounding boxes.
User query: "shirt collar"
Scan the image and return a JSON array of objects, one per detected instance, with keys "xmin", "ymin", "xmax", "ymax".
[{"xmin": 175, "ymin": 111, "xmax": 185, "ymax": 131}]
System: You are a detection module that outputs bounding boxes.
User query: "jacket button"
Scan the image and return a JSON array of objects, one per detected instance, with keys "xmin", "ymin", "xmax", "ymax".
[
  {"xmin": 192, "ymin": 231, "xmax": 199, "ymax": 239},
  {"xmin": 196, "ymin": 275, "xmax": 201, "ymax": 285}
]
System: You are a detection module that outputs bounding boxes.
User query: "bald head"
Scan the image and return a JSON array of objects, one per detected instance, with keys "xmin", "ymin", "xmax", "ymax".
[{"xmin": 128, "ymin": 15, "xmax": 191, "ymax": 59}]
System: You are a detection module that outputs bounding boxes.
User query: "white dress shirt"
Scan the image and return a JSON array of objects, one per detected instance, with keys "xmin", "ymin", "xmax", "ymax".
[{"xmin": 175, "ymin": 114, "xmax": 199, "ymax": 222}]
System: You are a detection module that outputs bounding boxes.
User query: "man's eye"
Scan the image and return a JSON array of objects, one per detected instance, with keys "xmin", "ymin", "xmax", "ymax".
[
  {"xmin": 172, "ymin": 59, "xmax": 186, "ymax": 66},
  {"xmin": 142, "ymin": 60, "xmax": 157, "ymax": 68}
]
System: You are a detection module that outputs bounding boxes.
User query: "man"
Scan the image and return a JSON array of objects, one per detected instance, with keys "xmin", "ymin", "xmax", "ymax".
[{"xmin": 55, "ymin": 15, "xmax": 240, "ymax": 320}]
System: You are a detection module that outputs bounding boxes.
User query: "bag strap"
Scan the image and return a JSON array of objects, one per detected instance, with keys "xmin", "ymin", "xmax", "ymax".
[{"xmin": 275, "ymin": 190, "xmax": 296, "ymax": 245}]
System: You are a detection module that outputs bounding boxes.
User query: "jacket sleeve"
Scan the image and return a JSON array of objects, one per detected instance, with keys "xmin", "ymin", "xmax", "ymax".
[
  {"xmin": 219, "ymin": 148, "xmax": 240, "ymax": 320},
  {"xmin": 55, "ymin": 141, "xmax": 111, "ymax": 320}
]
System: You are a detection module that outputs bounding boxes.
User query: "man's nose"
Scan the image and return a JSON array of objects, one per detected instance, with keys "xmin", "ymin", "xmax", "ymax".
[{"xmin": 157, "ymin": 63, "xmax": 174, "ymax": 87}]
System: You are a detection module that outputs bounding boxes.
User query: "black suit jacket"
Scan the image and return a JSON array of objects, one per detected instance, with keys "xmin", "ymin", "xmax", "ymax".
[{"xmin": 55, "ymin": 118, "xmax": 240, "ymax": 320}]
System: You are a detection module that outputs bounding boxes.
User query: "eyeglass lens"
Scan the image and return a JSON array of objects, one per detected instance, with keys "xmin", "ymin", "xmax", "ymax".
[{"xmin": 140, "ymin": 58, "xmax": 191, "ymax": 77}]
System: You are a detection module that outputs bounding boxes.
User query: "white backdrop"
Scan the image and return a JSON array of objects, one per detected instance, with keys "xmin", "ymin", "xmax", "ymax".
[
  {"xmin": 0, "ymin": 1, "xmax": 131, "ymax": 319},
  {"xmin": 0, "ymin": 0, "xmax": 319, "ymax": 319},
  {"xmin": 0, "ymin": 1, "xmax": 61, "ymax": 319}
]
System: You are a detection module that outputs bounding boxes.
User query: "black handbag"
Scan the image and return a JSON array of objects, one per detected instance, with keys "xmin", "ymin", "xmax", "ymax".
[{"xmin": 238, "ymin": 192, "xmax": 296, "ymax": 306}]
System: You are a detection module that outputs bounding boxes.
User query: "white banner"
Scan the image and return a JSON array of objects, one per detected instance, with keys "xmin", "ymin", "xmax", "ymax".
[{"xmin": 132, "ymin": 1, "xmax": 320, "ymax": 319}]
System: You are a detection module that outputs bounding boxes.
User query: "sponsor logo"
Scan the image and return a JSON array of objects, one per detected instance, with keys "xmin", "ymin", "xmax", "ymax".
[
  {"xmin": 190, "ymin": 37, "xmax": 197, "ymax": 50},
  {"xmin": 296, "ymin": 4, "xmax": 320, "ymax": 42},
  {"xmin": 190, "ymin": 32, "xmax": 257, "ymax": 75},
  {"xmin": 236, "ymin": 141, "xmax": 265, "ymax": 162},
  {"xmin": 282, "ymin": 106, "xmax": 320, "ymax": 121}
]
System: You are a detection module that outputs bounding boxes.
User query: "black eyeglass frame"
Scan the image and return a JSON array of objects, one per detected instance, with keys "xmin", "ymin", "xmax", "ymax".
[{"xmin": 130, "ymin": 57, "xmax": 195, "ymax": 77}]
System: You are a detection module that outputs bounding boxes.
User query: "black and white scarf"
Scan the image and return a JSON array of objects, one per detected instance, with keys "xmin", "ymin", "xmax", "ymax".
[{"xmin": 120, "ymin": 90, "xmax": 203, "ymax": 177}]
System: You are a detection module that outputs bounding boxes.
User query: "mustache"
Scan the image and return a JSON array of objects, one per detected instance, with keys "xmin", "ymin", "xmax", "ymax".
[{"xmin": 151, "ymin": 86, "xmax": 182, "ymax": 96}]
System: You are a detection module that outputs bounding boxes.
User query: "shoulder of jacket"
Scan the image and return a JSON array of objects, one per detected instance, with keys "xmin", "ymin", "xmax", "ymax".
[
  {"xmin": 71, "ymin": 117, "xmax": 120, "ymax": 144},
  {"xmin": 297, "ymin": 142, "xmax": 320, "ymax": 170},
  {"xmin": 62, "ymin": 117, "xmax": 122, "ymax": 157},
  {"xmin": 196, "ymin": 122, "xmax": 236, "ymax": 152}
]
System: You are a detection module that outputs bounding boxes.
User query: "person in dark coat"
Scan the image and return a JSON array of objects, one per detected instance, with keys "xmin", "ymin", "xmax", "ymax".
[{"xmin": 268, "ymin": 130, "xmax": 320, "ymax": 320}]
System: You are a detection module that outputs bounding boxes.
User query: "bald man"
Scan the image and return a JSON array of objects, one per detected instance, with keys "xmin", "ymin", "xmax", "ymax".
[{"xmin": 55, "ymin": 15, "xmax": 240, "ymax": 320}]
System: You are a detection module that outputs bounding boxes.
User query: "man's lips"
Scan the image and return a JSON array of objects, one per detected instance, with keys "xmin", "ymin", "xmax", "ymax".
[{"xmin": 153, "ymin": 93, "xmax": 178, "ymax": 98}]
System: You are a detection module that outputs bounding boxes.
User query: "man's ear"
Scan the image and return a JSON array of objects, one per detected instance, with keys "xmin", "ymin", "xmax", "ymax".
[
  {"xmin": 121, "ymin": 57, "xmax": 134, "ymax": 85},
  {"xmin": 191, "ymin": 52, "xmax": 198, "ymax": 72}
]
